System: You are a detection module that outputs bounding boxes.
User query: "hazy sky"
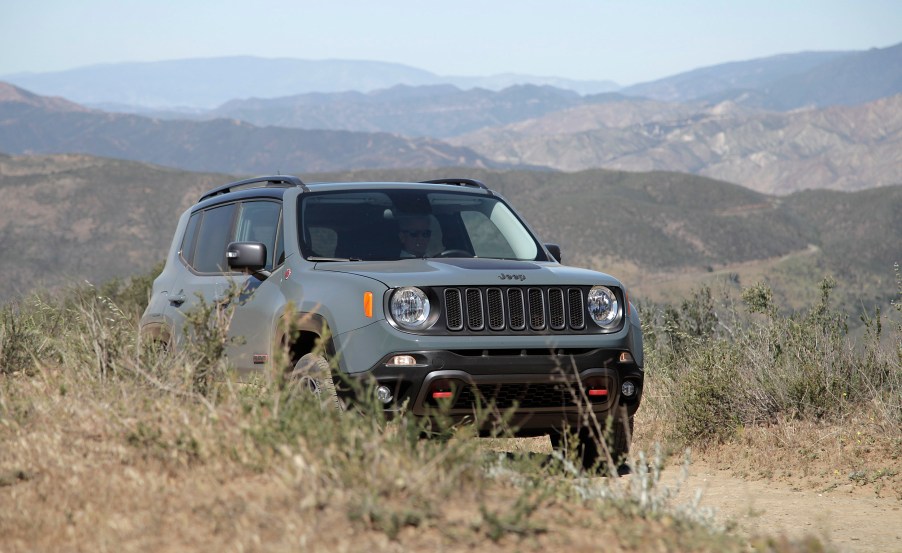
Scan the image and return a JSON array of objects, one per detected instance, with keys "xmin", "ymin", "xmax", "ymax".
[{"xmin": 1, "ymin": 0, "xmax": 900, "ymax": 85}]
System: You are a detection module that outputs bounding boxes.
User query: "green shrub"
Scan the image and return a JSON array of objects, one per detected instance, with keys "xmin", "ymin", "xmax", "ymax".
[
  {"xmin": 0, "ymin": 294, "xmax": 65, "ymax": 374},
  {"xmin": 645, "ymin": 277, "xmax": 902, "ymax": 446}
]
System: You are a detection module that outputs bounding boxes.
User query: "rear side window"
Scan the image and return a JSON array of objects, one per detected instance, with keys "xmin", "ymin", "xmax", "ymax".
[
  {"xmin": 179, "ymin": 212, "xmax": 202, "ymax": 266},
  {"xmin": 193, "ymin": 204, "xmax": 237, "ymax": 273}
]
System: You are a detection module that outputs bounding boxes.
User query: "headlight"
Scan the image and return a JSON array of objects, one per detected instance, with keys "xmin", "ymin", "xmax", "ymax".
[
  {"xmin": 587, "ymin": 286, "xmax": 622, "ymax": 329},
  {"xmin": 390, "ymin": 287, "xmax": 431, "ymax": 330}
]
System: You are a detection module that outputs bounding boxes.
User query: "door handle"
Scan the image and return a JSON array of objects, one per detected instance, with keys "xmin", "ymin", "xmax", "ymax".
[{"xmin": 169, "ymin": 293, "xmax": 187, "ymax": 306}]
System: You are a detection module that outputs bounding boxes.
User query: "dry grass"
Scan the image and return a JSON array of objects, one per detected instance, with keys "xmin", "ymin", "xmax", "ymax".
[
  {"xmin": 0, "ymin": 283, "xmax": 748, "ymax": 553},
  {"xmin": 0, "ymin": 355, "xmax": 744, "ymax": 552},
  {"xmin": 5, "ymin": 270, "xmax": 892, "ymax": 551}
]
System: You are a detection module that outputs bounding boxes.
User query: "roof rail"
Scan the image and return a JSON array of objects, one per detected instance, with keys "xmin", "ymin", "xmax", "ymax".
[
  {"xmin": 419, "ymin": 178, "xmax": 493, "ymax": 195},
  {"xmin": 198, "ymin": 175, "xmax": 308, "ymax": 202}
]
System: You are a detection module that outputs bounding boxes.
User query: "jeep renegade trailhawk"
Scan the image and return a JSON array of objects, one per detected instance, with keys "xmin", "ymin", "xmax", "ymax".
[{"xmin": 140, "ymin": 175, "xmax": 644, "ymax": 467}]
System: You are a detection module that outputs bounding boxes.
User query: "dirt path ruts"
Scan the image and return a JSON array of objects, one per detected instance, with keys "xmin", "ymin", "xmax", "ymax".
[{"xmin": 658, "ymin": 462, "xmax": 902, "ymax": 552}]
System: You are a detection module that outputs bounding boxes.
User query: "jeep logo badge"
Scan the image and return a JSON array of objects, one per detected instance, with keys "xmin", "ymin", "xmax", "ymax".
[{"xmin": 498, "ymin": 273, "xmax": 526, "ymax": 281}]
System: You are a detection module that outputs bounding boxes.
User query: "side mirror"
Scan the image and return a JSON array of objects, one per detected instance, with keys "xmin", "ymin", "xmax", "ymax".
[
  {"xmin": 545, "ymin": 243, "xmax": 562, "ymax": 263},
  {"xmin": 227, "ymin": 242, "xmax": 270, "ymax": 278}
]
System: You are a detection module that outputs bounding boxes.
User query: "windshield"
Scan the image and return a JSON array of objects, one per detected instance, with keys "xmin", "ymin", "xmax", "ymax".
[{"xmin": 298, "ymin": 190, "xmax": 544, "ymax": 261}]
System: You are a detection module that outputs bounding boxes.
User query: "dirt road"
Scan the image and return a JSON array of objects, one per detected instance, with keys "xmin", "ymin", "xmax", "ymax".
[{"xmin": 658, "ymin": 461, "xmax": 902, "ymax": 552}]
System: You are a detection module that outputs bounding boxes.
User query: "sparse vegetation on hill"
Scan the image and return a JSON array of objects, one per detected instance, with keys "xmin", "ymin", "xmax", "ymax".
[
  {"xmin": 0, "ymin": 153, "xmax": 226, "ymax": 301},
  {"xmin": 450, "ymin": 94, "xmax": 902, "ymax": 194},
  {"xmin": 2, "ymin": 156, "xmax": 900, "ymax": 323}
]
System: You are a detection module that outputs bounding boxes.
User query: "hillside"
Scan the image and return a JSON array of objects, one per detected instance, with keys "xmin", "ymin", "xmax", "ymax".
[
  {"xmin": 0, "ymin": 154, "xmax": 226, "ymax": 300},
  {"xmin": 2, "ymin": 154, "xmax": 899, "ymax": 316},
  {"xmin": 450, "ymin": 95, "xmax": 902, "ymax": 194},
  {"xmin": 0, "ymin": 82, "xmax": 502, "ymax": 174}
]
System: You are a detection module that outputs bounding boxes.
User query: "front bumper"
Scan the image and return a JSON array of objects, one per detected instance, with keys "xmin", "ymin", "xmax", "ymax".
[{"xmin": 344, "ymin": 347, "xmax": 644, "ymax": 435}]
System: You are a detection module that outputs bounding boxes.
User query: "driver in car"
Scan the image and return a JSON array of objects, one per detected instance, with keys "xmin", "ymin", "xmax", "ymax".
[{"xmin": 398, "ymin": 215, "xmax": 433, "ymax": 258}]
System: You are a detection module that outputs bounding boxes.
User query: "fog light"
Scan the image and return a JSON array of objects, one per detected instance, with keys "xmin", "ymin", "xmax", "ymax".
[
  {"xmin": 619, "ymin": 352, "xmax": 633, "ymax": 363},
  {"xmin": 621, "ymin": 380, "xmax": 637, "ymax": 397},
  {"xmin": 375, "ymin": 385, "xmax": 393, "ymax": 404},
  {"xmin": 388, "ymin": 355, "xmax": 416, "ymax": 366}
]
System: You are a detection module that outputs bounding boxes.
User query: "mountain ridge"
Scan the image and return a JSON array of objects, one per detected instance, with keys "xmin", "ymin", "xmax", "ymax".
[
  {"xmin": 450, "ymin": 94, "xmax": 902, "ymax": 194},
  {"xmin": 621, "ymin": 50, "xmax": 849, "ymax": 102},
  {"xmin": 0, "ymin": 82, "xmax": 508, "ymax": 174},
  {"xmin": 1, "ymin": 56, "xmax": 618, "ymax": 110},
  {"xmin": 623, "ymin": 42, "xmax": 902, "ymax": 111},
  {"xmin": 6, "ymin": 43, "xmax": 898, "ymax": 113},
  {"xmin": 2, "ymin": 154, "xmax": 898, "ymax": 317}
]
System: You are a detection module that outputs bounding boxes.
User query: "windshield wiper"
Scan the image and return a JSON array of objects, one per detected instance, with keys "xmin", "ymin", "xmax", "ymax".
[{"xmin": 307, "ymin": 256, "xmax": 362, "ymax": 262}]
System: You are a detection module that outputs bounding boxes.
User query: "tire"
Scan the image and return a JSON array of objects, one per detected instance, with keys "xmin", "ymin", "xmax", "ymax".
[
  {"xmin": 286, "ymin": 353, "xmax": 344, "ymax": 411},
  {"xmin": 609, "ymin": 416, "xmax": 633, "ymax": 463},
  {"xmin": 550, "ymin": 416, "xmax": 633, "ymax": 472}
]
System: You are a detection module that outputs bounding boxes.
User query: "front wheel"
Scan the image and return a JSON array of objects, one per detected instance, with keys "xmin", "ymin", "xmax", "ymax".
[
  {"xmin": 550, "ymin": 416, "xmax": 632, "ymax": 472},
  {"xmin": 286, "ymin": 353, "xmax": 344, "ymax": 411}
]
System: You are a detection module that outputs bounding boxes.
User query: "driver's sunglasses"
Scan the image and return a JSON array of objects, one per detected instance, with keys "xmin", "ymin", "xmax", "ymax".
[{"xmin": 401, "ymin": 230, "xmax": 432, "ymax": 238}]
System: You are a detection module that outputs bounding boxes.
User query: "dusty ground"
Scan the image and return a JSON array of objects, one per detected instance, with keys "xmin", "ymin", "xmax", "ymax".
[
  {"xmin": 504, "ymin": 433, "xmax": 902, "ymax": 552},
  {"xmin": 654, "ymin": 461, "xmax": 902, "ymax": 553}
]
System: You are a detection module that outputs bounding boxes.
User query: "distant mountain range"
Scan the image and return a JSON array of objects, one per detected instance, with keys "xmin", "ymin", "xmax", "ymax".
[
  {"xmin": 621, "ymin": 51, "xmax": 848, "ymax": 104},
  {"xmin": 2, "ymin": 43, "xmax": 899, "ymax": 115},
  {"xmin": 205, "ymin": 85, "xmax": 630, "ymax": 138},
  {"xmin": 0, "ymin": 83, "xmax": 505, "ymax": 174},
  {"xmin": 3, "ymin": 80, "xmax": 902, "ymax": 194},
  {"xmin": 624, "ymin": 42, "xmax": 902, "ymax": 111},
  {"xmin": 2, "ymin": 154, "xmax": 899, "ymax": 319},
  {"xmin": 0, "ymin": 57, "xmax": 619, "ymax": 110},
  {"xmin": 3, "ymin": 40, "xmax": 902, "ymax": 195}
]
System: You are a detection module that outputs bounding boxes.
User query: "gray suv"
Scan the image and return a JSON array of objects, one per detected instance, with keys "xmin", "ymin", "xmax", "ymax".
[{"xmin": 141, "ymin": 176, "xmax": 644, "ymax": 467}]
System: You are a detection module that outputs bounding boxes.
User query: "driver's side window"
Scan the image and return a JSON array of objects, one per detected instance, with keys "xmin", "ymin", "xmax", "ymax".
[{"xmin": 234, "ymin": 201, "xmax": 282, "ymax": 270}]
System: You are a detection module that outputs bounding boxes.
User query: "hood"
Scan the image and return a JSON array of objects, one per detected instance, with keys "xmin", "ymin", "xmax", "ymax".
[{"xmin": 314, "ymin": 257, "xmax": 623, "ymax": 289}]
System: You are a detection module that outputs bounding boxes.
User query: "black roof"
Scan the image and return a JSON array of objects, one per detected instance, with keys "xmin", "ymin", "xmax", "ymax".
[
  {"xmin": 193, "ymin": 175, "xmax": 494, "ymax": 211},
  {"xmin": 192, "ymin": 186, "xmax": 287, "ymax": 212}
]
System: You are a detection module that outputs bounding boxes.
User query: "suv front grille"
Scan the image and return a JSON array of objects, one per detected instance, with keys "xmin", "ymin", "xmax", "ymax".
[
  {"xmin": 454, "ymin": 383, "xmax": 573, "ymax": 409},
  {"xmin": 486, "ymin": 289, "xmax": 505, "ymax": 330},
  {"xmin": 426, "ymin": 380, "xmax": 612, "ymax": 410},
  {"xmin": 439, "ymin": 286, "xmax": 597, "ymax": 334},
  {"xmin": 466, "ymin": 289, "xmax": 484, "ymax": 330},
  {"xmin": 445, "ymin": 289, "xmax": 463, "ymax": 331},
  {"xmin": 528, "ymin": 288, "xmax": 545, "ymax": 330},
  {"xmin": 507, "ymin": 289, "xmax": 526, "ymax": 330}
]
